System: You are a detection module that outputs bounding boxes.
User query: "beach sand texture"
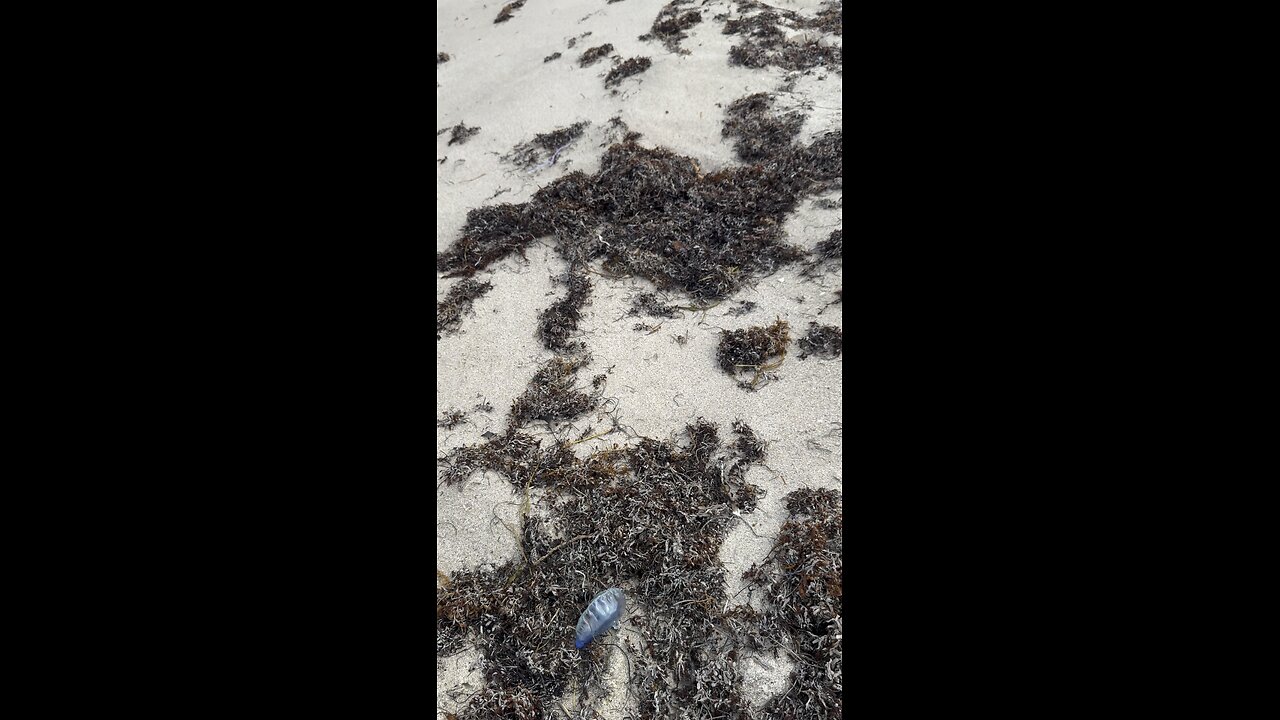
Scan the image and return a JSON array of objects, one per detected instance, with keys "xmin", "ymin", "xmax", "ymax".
[{"xmin": 438, "ymin": 1, "xmax": 841, "ymax": 717}]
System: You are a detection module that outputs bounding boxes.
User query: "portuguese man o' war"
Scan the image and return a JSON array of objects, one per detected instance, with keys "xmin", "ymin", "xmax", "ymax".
[{"xmin": 575, "ymin": 588, "xmax": 626, "ymax": 649}]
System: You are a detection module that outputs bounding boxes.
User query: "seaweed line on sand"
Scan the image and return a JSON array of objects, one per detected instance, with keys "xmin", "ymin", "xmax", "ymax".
[
  {"xmin": 438, "ymin": 402, "xmax": 842, "ymax": 719},
  {"xmin": 438, "ymin": 95, "xmax": 841, "ymax": 304}
]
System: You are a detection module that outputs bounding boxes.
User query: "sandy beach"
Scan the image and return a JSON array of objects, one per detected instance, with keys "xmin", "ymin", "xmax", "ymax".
[{"xmin": 437, "ymin": 2, "xmax": 841, "ymax": 717}]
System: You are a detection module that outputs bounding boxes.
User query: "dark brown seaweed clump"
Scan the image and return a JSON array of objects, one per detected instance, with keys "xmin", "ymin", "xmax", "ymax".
[
  {"xmin": 627, "ymin": 291, "xmax": 678, "ymax": 319},
  {"xmin": 578, "ymin": 43, "xmax": 614, "ymax": 67},
  {"xmin": 437, "ymin": 52, "xmax": 450, "ymax": 64},
  {"xmin": 803, "ymin": 228, "xmax": 842, "ymax": 277},
  {"xmin": 508, "ymin": 355, "xmax": 598, "ymax": 430},
  {"xmin": 437, "ymin": 418, "xmax": 783, "ymax": 720},
  {"xmin": 724, "ymin": 0, "xmax": 843, "ymax": 71},
  {"xmin": 717, "ymin": 319, "xmax": 790, "ymax": 390},
  {"xmin": 438, "ymin": 408, "xmax": 467, "ymax": 429},
  {"xmin": 439, "ymin": 101, "xmax": 841, "ymax": 302},
  {"xmin": 536, "ymin": 273, "xmax": 592, "ymax": 353},
  {"xmin": 816, "ymin": 229, "xmax": 842, "ymax": 259},
  {"xmin": 640, "ymin": 1, "xmax": 703, "ymax": 54},
  {"xmin": 534, "ymin": 122, "xmax": 589, "ymax": 152},
  {"xmin": 604, "ymin": 56, "xmax": 652, "ymax": 87},
  {"xmin": 494, "ymin": 0, "xmax": 526, "ymax": 24},
  {"xmin": 436, "ymin": 278, "xmax": 494, "ymax": 338},
  {"xmin": 437, "ymin": 203, "xmax": 538, "ymax": 276},
  {"xmin": 741, "ymin": 488, "xmax": 843, "ymax": 719},
  {"xmin": 722, "ymin": 92, "xmax": 806, "ymax": 161},
  {"xmin": 543, "ymin": 51, "xmax": 561, "ymax": 62},
  {"xmin": 505, "ymin": 121, "xmax": 591, "ymax": 170},
  {"xmin": 444, "ymin": 123, "xmax": 481, "ymax": 146},
  {"xmin": 798, "ymin": 321, "xmax": 843, "ymax": 359}
]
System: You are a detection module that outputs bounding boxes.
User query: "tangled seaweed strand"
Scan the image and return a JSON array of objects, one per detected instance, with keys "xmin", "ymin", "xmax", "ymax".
[
  {"xmin": 438, "ymin": 408, "xmax": 467, "ymax": 429},
  {"xmin": 507, "ymin": 121, "xmax": 591, "ymax": 171},
  {"xmin": 437, "ymin": 278, "xmax": 494, "ymax": 339},
  {"xmin": 627, "ymin": 292, "xmax": 678, "ymax": 319},
  {"xmin": 537, "ymin": 273, "xmax": 592, "ymax": 353},
  {"xmin": 604, "ymin": 57, "xmax": 652, "ymax": 87},
  {"xmin": 798, "ymin": 322, "xmax": 843, "ymax": 359},
  {"xmin": 437, "ymin": 419, "xmax": 771, "ymax": 720},
  {"xmin": 494, "ymin": 0, "xmax": 526, "ymax": 24},
  {"xmin": 640, "ymin": 1, "xmax": 703, "ymax": 54},
  {"xmin": 722, "ymin": 92, "xmax": 806, "ymax": 162},
  {"xmin": 509, "ymin": 355, "xmax": 598, "ymax": 430},
  {"xmin": 815, "ymin": 229, "xmax": 841, "ymax": 260},
  {"xmin": 741, "ymin": 488, "xmax": 843, "ymax": 719},
  {"xmin": 802, "ymin": 229, "xmax": 842, "ymax": 277},
  {"xmin": 578, "ymin": 44, "xmax": 615, "ymax": 67},
  {"xmin": 437, "ymin": 52, "xmax": 451, "ymax": 64},
  {"xmin": 717, "ymin": 319, "xmax": 790, "ymax": 390},
  {"xmin": 437, "ymin": 354, "xmax": 597, "ymax": 490},
  {"xmin": 444, "ymin": 123, "xmax": 481, "ymax": 146}
]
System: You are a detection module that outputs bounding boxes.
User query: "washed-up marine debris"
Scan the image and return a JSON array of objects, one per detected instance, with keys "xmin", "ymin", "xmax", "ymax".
[
  {"xmin": 798, "ymin": 321, "xmax": 843, "ymax": 359},
  {"xmin": 640, "ymin": 0, "xmax": 703, "ymax": 54},
  {"xmin": 494, "ymin": 0, "xmax": 526, "ymax": 24},
  {"xmin": 717, "ymin": 319, "xmax": 790, "ymax": 390},
  {"xmin": 578, "ymin": 43, "xmax": 614, "ymax": 67},
  {"xmin": 506, "ymin": 121, "xmax": 590, "ymax": 172},
  {"xmin": 604, "ymin": 56, "xmax": 652, "ymax": 87},
  {"xmin": 439, "ymin": 127, "xmax": 841, "ymax": 301},
  {"xmin": 436, "ymin": 278, "xmax": 493, "ymax": 339},
  {"xmin": 437, "ymin": 418, "xmax": 781, "ymax": 719},
  {"xmin": 724, "ymin": 0, "xmax": 843, "ymax": 72},
  {"xmin": 575, "ymin": 587, "xmax": 626, "ymax": 648},
  {"xmin": 802, "ymin": 228, "xmax": 842, "ymax": 277}
]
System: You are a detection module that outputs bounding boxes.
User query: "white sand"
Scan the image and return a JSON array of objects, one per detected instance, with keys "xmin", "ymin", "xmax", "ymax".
[{"xmin": 437, "ymin": 1, "xmax": 841, "ymax": 716}]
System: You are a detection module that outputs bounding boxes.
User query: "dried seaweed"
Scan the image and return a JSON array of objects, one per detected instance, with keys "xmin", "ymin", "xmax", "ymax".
[
  {"xmin": 439, "ymin": 98, "xmax": 842, "ymax": 304},
  {"xmin": 437, "ymin": 278, "xmax": 494, "ymax": 338},
  {"xmin": 438, "ymin": 52, "xmax": 451, "ymax": 64},
  {"xmin": 494, "ymin": 0, "xmax": 526, "ymax": 24},
  {"xmin": 722, "ymin": 92, "xmax": 806, "ymax": 161},
  {"xmin": 578, "ymin": 43, "xmax": 615, "ymax": 67},
  {"xmin": 543, "ymin": 52, "xmax": 562, "ymax": 63},
  {"xmin": 437, "ymin": 204, "xmax": 538, "ymax": 276},
  {"xmin": 505, "ymin": 121, "xmax": 591, "ymax": 171},
  {"xmin": 815, "ymin": 229, "xmax": 841, "ymax": 259},
  {"xmin": 742, "ymin": 488, "xmax": 843, "ymax": 719},
  {"xmin": 536, "ymin": 123, "xmax": 590, "ymax": 153},
  {"xmin": 724, "ymin": 0, "xmax": 843, "ymax": 71},
  {"xmin": 802, "ymin": 229, "xmax": 842, "ymax": 277},
  {"xmin": 437, "ymin": 418, "xmax": 783, "ymax": 720},
  {"xmin": 601, "ymin": 115, "xmax": 643, "ymax": 146},
  {"xmin": 798, "ymin": 321, "xmax": 842, "ymax": 359},
  {"xmin": 717, "ymin": 319, "xmax": 790, "ymax": 390},
  {"xmin": 537, "ymin": 273, "xmax": 592, "ymax": 353},
  {"xmin": 509, "ymin": 355, "xmax": 598, "ymax": 431},
  {"xmin": 817, "ymin": 287, "xmax": 842, "ymax": 316},
  {"xmin": 444, "ymin": 123, "xmax": 481, "ymax": 146},
  {"xmin": 438, "ymin": 409, "xmax": 467, "ymax": 429},
  {"xmin": 627, "ymin": 292, "xmax": 678, "ymax": 319},
  {"xmin": 640, "ymin": 1, "xmax": 703, "ymax": 54},
  {"xmin": 604, "ymin": 57, "xmax": 652, "ymax": 87}
]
